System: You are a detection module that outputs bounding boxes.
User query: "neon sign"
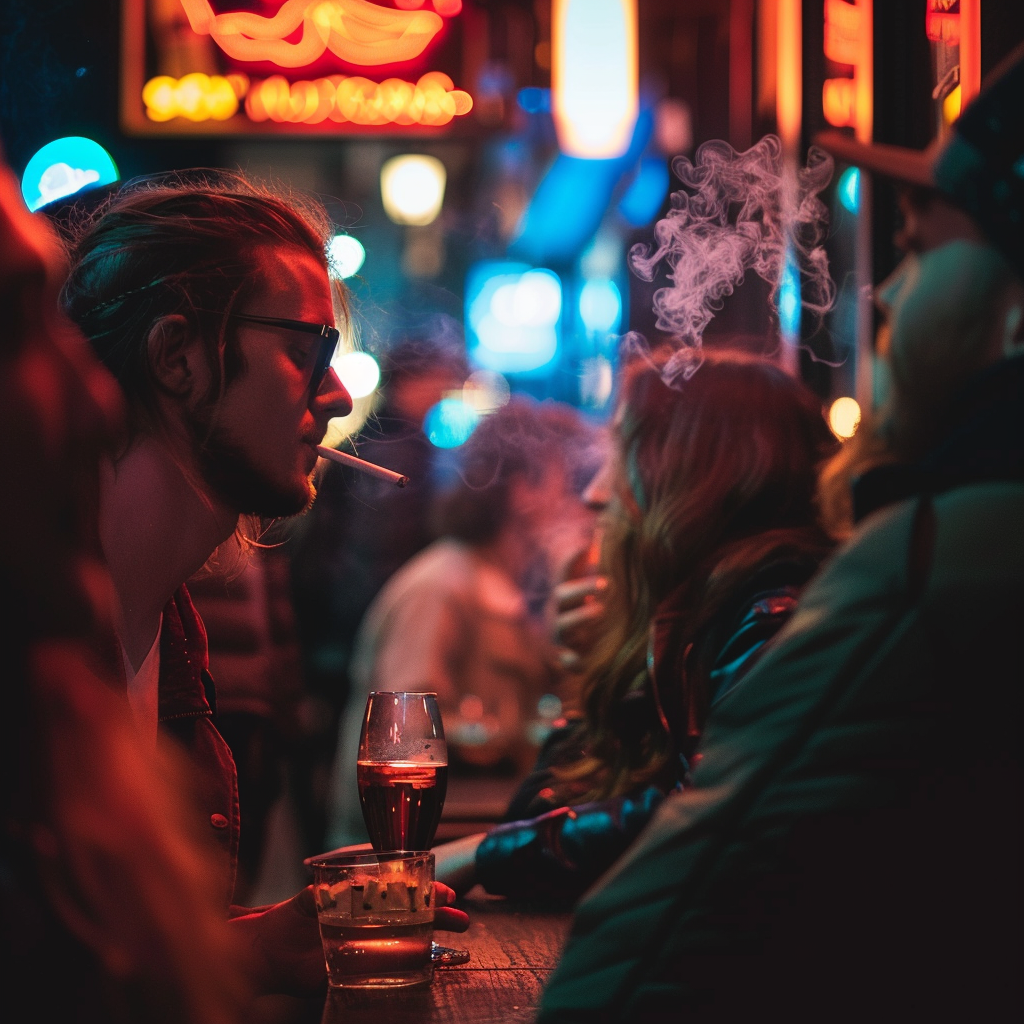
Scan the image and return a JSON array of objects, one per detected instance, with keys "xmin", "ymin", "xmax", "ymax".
[
  {"xmin": 823, "ymin": 0, "xmax": 859, "ymax": 65},
  {"xmin": 179, "ymin": 0, "xmax": 451, "ymax": 68},
  {"xmin": 121, "ymin": 1, "xmax": 475, "ymax": 136},
  {"xmin": 143, "ymin": 70, "xmax": 471, "ymax": 126},
  {"xmin": 821, "ymin": 0, "xmax": 871, "ymax": 140},
  {"xmin": 926, "ymin": 1, "xmax": 960, "ymax": 44},
  {"xmin": 143, "ymin": 74, "xmax": 244, "ymax": 123},
  {"xmin": 822, "ymin": 0, "xmax": 859, "ymax": 128},
  {"xmin": 247, "ymin": 71, "xmax": 469, "ymax": 125}
]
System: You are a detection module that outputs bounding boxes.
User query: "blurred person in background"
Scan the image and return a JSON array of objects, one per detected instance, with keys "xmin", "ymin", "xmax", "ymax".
[
  {"xmin": 288, "ymin": 330, "xmax": 468, "ymax": 857},
  {"xmin": 0, "ymin": 142, "xmax": 246, "ymax": 1023},
  {"xmin": 55, "ymin": 170, "xmax": 467, "ymax": 997},
  {"xmin": 537, "ymin": 47, "xmax": 1024, "ymax": 1024},
  {"xmin": 435, "ymin": 349, "xmax": 837, "ymax": 901},
  {"xmin": 325, "ymin": 395, "xmax": 599, "ymax": 850}
]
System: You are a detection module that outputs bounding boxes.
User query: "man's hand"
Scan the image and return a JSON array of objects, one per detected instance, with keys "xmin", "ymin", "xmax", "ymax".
[
  {"xmin": 230, "ymin": 882, "xmax": 469, "ymax": 997},
  {"xmin": 229, "ymin": 887, "xmax": 326, "ymax": 997}
]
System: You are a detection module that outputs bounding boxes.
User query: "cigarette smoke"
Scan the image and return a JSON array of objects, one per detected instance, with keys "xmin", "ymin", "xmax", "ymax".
[{"xmin": 628, "ymin": 134, "xmax": 835, "ymax": 382}]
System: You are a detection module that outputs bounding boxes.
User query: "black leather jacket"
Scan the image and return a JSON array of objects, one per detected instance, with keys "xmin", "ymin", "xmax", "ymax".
[{"xmin": 475, "ymin": 557, "xmax": 826, "ymax": 904}]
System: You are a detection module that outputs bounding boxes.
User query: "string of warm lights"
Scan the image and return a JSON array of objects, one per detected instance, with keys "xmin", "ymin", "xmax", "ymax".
[
  {"xmin": 143, "ymin": 70, "xmax": 472, "ymax": 126},
  {"xmin": 142, "ymin": 73, "xmax": 247, "ymax": 122},
  {"xmin": 246, "ymin": 71, "xmax": 472, "ymax": 126}
]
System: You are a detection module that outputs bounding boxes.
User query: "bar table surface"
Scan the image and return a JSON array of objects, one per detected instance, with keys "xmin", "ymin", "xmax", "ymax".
[{"xmin": 318, "ymin": 888, "xmax": 572, "ymax": 1024}]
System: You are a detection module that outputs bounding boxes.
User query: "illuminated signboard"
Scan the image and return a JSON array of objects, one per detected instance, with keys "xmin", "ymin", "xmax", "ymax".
[
  {"xmin": 121, "ymin": 1, "xmax": 477, "ymax": 136},
  {"xmin": 821, "ymin": 0, "xmax": 872, "ymax": 143},
  {"xmin": 822, "ymin": 0, "xmax": 860, "ymax": 129},
  {"xmin": 926, "ymin": 0, "xmax": 960, "ymax": 44}
]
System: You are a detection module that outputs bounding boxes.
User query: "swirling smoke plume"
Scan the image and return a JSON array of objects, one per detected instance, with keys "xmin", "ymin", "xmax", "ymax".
[{"xmin": 628, "ymin": 134, "xmax": 836, "ymax": 382}]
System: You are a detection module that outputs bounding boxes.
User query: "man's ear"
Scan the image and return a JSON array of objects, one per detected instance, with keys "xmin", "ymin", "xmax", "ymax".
[{"xmin": 146, "ymin": 315, "xmax": 203, "ymax": 396}]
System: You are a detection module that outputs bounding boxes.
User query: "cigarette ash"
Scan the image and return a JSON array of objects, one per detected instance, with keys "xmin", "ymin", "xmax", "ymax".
[{"xmin": 628, "ymin": 134, "xmax": 836, "ymax": 383}]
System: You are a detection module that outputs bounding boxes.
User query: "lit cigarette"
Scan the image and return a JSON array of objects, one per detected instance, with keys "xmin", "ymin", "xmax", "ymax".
[{"xmin": 316, "ymin": 445, "xmax": 409, "ymax": 488}]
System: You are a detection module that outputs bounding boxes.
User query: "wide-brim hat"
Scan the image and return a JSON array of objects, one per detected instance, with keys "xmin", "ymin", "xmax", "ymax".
[{"xmin": 814, "ymin": 42, "xmax": 1024, "ymax": 281}]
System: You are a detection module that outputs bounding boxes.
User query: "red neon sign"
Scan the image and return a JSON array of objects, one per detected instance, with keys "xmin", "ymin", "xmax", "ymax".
[
  {"xmin": 926, "ymin": 1, "xmax": 960, "ymax": 45},
  {"xmin": 179, "ymin": 0, "xmax": 454, "ymax": 68},
  {"xmin": 822, "ymin": 0, "xmax": 864, "ymax": 130},
  {"xmin": 823, "ymin": 0, "xmax": 859, "ymax": 66},
  {"xmin": 121, "ymin": 2, "xmax": 477, "ymax": 136}
]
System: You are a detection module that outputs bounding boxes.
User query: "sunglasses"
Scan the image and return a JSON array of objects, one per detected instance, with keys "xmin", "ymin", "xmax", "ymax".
[{"xmin": 227, "ymin": 313, "xmax": 340, "ymax": 396}]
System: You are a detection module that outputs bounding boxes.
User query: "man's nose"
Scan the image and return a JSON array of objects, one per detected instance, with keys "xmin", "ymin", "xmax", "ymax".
[{"xmin": 312, "ymin": 367, "xmax": 353, "ymax": 419}]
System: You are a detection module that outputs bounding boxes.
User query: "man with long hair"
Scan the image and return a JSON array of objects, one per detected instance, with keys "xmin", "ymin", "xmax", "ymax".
[{"xmin": 56, "ymin": 169, "xmax": 467, "ymax": 996}]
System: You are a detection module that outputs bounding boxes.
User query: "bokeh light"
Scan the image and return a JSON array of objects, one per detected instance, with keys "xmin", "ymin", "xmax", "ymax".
[
  {"xmin": 462, "ymin": 370, "xmax": 511, "ymax": 413},
  {"xmin": 579, "ymin": 279, "xmax": 622, "ymax": 334},
  {"xmin": 829, "ymin": 396, "xmax": 862, "ymax": 439},
  {"xmin": 838, "ymin": 166, "xmax": 860, "ymax": 214},
  {"xmin": 778, "ymin": 246, "xmax": 802, "ymax": 339},
  {"xmin": 381, "ymin": 154, "xmax": 447, "ymax": 226},
  {"xmin": 21, "ymin": 137, "xmax": 119, "ymax": 212},
  {"xmin": 552, "ymin": 0, "xmax": 638, "ymax": 158},
  {"xmin": 579, "ymin": 355, "xmax": 614, "ymax": 408},
  {"xmin": 518, "ymin": 87, "xmax": 551, "ymax": 114},
  {"xmin": 943, "ymin": 84, "xmax": 962, "ymax": 124},
  {"xmin": 245, "ymin": 72, "xmax": 472, "ymax": 127},
  {"xmin": 655, "ymin": 97, "xmax": 692, "ymax": 155},
  {"xmin": 328, "ymin": 233, "xmax": 366, "ymax": 278},
  {"xmin": 466, "ymin": 263, "xmax": 562, "ymax": 375},
  {"xmin": 333, "ymin": 351, "xmax": 380, "ymax": 399},
  {"xmin": 424, "ymin": 397, "xmax": 480, "ymax": 448},
  {"xmin": 142, "ymin": 73, "xmax": 241, "ymax": 122}
]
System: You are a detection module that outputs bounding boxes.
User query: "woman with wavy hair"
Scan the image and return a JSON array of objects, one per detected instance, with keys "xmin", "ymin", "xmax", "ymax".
[{"xmin": 435, "ymin": 347, "xmax": 837, "ymax": 902}]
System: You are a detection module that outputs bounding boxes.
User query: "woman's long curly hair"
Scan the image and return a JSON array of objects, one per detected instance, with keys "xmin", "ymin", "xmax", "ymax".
[{"xmin": 558, "ymin": 349, "xmax": 837, "ymax": 801}]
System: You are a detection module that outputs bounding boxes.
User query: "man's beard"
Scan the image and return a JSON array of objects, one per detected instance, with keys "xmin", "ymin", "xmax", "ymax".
[{"xmin": 196, "ymin": 422, "xmax": 314, "ymax": 519}]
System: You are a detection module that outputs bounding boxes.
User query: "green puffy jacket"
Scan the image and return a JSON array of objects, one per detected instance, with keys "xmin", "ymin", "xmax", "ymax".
[{"xmin": 539, "ymin": 480, "xmax": 1024, "ymax": 1023}]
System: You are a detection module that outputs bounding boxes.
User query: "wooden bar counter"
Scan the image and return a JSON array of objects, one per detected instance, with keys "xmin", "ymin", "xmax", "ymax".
[{"xmin": 320, "ymin": 890, "xmax": 572, "ymax": 1024}]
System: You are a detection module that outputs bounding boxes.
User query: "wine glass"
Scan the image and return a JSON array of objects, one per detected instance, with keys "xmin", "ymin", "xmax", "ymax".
[{"xmin": 357, "ymin": 691, "xmax": 468, "ymax": 965}]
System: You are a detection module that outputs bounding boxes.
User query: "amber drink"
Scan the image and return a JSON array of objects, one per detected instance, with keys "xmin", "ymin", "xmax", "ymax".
[
  {"xmin": 357, "ymin": 760, "xmax": 448, "ymax": 852},
  {"xmin": 357, "ymin": 692, "xmax": 448, "ymax": 852},
  {"xmin": 311, "ymin": 851, "xmax": 435, "ymax": 989}
]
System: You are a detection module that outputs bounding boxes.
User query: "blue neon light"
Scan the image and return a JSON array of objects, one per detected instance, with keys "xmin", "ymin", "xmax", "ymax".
[
  {"xmin": 778, "ymin": 245, "xmax": 801, "ymax": 339},
  {"xmin": 511, "ymin": 107, "xmax": 653, "ymax": 265},
  {"xmin": 466, "ymin": 262, "xmax": 562, "ymax": 376},
  {"xmin": 424, "ymin": 398, "xmax": 480, "ymax": 449},
  {"xmin": 579, "ymin": 279, "xmax": 622, "ymax": 334},
  {"xmin": 838, "ymin": 166, "xmax": 860, "ymax": 214},
  {"xmin": 517, "ymin": 87, "xmax": 551, "ymax": 114},
  {"xmin": 617, "ymin": 157, "xmax": 669, "ymax": 227},
  {"xmin": 21, "ymin": 137, "xmax": 118, "ymax": 212}
]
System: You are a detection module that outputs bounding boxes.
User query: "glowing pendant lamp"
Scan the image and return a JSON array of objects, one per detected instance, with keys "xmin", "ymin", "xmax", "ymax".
[{"xmin": 551, "ymin": 0, "xmax": 638, "ymax": 159}]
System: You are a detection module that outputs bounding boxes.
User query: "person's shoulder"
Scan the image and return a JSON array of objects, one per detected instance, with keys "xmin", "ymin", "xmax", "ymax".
[{"xmin": 929, "ymin": 481, "xmax": 1024, "ymax": 579}]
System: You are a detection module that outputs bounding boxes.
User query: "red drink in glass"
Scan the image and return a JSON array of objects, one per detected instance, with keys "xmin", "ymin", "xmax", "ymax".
[{"xmin": 357, "ymin": 760, "xmax": 449, "ymax": 852}]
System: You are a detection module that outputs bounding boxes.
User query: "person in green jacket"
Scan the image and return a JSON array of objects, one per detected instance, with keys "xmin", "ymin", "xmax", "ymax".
[{"xmin": 538, "ymin": 45, "xmax": 1024, "ymax": 1024}]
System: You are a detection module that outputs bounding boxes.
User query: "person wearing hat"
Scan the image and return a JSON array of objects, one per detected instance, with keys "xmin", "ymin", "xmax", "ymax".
[{"xmin": 536, "ymin": 46, "xmax": 1024, "ymax": 1024}]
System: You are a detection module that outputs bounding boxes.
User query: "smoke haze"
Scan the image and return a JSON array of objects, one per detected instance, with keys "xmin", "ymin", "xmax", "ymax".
[{"xmin": 628, "ymin": 134, "xmax": 835, "ymax": 382}]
